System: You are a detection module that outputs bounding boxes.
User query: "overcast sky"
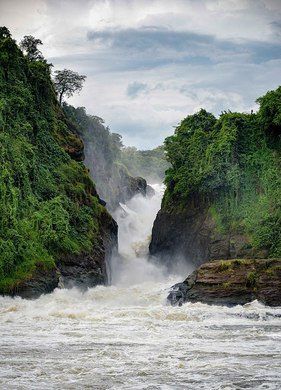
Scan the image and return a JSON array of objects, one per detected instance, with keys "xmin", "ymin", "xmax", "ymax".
[{"xmin": 1, "ymin": 0, "xmax": 281, "ymax": 148}]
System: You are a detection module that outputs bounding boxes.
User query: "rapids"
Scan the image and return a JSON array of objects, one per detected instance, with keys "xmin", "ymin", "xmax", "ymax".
[{"xmin": 1, "ymin": 185, "xmax": 281, "ymax": 389}]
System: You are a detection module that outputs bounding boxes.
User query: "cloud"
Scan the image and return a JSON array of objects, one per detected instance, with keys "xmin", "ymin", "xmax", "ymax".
[
  {"xmin": 87, "ymin": 27, "xmax": 215, "ymax": 52},
  {"xmin": 0, "ymin": 0, "xmax": 281, "ymax": 148},
  {"xmin": 87, "ymin": 26, "xmax": 281, "ymax": 66},
  {"xmin": 127, "ymin": 82, "xmax": 148, "ymax": 98}
]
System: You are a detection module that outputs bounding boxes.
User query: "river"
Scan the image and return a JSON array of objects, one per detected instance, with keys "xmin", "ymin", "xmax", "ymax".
[{"xmin": 0, "ymin": 185, "xmax": 280, "ymax": 389}]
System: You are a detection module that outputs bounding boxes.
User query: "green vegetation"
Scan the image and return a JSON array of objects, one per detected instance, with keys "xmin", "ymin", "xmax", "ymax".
[
  {"xmin": 246, "ymin": 271, "xmax": 258, "ymax": 287},
  {"xmin": 218, "ymin": 261, "xmax": 232, "ymax": 272},
  {"xmin": 62, "ymin": 104, "xmax": 129, "ymax": 208},
  {"xmin": 163, "ymin": 88, "xmax": 281, "ymax": 257},
  {"xmin": 0, "ymin": 29, "xmax": 105, "ymax": 292}
]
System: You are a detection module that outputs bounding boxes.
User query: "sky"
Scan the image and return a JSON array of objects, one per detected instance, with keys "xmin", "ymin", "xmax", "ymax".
[{"xmin": 1, "ymin": 0, "xmax": 281, "ymax": 149}]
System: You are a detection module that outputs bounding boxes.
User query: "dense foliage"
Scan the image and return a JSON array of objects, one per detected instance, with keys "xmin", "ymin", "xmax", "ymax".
[
  {"xmin": 164, "ymin": 88, "xmax": 281, "ymax": 257},
  {"xmin": 0, "ymin": 29, "xmax": 105, "ymax": 292}
]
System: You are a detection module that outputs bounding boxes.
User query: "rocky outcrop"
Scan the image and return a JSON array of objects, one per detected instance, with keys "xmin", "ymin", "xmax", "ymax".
[
  {"xmin": 149, "ymin": 195, "xmax": 266, "ymax": 271},
  {"xmin": 57, "ymin": 209, "xmax": 118, "ymax": 289},
  {"xmin": 167, "ymin": 259, "xmax": 281, "ymax": 307},
  {"xmin": 146, "ymin": 184, "xmax": 155, "ymax": 197},
  {"xmin": 10, "ymin": 264, "xmax": 60, "ymax": 299},
  {"xmin": 118, "ymin": 173, "xmax": 147, "ymax": 205},
  {"xmin": 87, "ymin": 160, "xmax": 149, "ymax": 211}
]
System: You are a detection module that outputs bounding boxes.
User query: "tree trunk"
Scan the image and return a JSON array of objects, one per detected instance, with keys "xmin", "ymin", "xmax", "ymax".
[{"xmin": 59, "ymin": 91, "xmax": 63, "ymax": 105}]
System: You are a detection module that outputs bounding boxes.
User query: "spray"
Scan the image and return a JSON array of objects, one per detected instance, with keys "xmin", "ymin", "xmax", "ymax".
[{"xmin": 109, "ymin": 183, "xmax": 167, "ymax": 286}]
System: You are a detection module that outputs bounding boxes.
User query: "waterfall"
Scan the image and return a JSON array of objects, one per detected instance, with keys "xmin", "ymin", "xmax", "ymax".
[{"xmin": 109, "ymin": 183, "xmax": 166, "ymax": 286}]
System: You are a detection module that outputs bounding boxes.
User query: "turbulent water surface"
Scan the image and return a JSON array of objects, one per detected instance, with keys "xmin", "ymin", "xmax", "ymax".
[{"xmin": 1, "ymin": 185, "xmax": 281, "ymax": 389}]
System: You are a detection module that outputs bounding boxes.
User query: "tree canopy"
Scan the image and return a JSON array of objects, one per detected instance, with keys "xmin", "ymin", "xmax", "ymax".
[
  {"xmin": 20, "ymin": 35, "xmax": 44, "ymax": 61},
  {"xmin": 54, "ymin": 69, "xmax": 86, "ymax": 104},
  {"xmin": 0, "ymin": 26, "xmax": 11, "ymax": 39}
]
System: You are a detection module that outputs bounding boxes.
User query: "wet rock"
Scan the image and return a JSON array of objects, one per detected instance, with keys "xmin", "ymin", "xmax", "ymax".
[
  {"xmin": 9, "ymin": 265, "xmax": 60, "ymax": 299},
  {"xmin": 167, "ymin": 259, "xmax": 281, "ymax": 307},
  {"xmin": 167, "ymin": 283, "xmax": 189, "ymax": 306},
  {"xmin": 150, "ymin": 196, "xmax": 213, "ymax": 269},
  {"xmin": 95, "ymin": 168, "xmax": 149, "ymax": 212}
]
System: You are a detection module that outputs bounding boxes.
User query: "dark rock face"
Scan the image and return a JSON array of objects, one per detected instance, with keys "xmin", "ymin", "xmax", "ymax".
[
  {"xmin": 57, "ymin": 251, "xmax": 106, "ymax": 290},
  {"xmin": 167, "ymin": 259, "xmax": 281, "ymax": 307},
  {"xmin": 58, "ymin": 208, "xmax": 117, "ymax": 288},
  {"xmin": 124, "ymin": 175, "xmax": 147, "ymax": 201},
  {"xmin": 150, "ymin": 201, "xmax": 211, "ymax": 269},
  {"xmin": 98, "ymin": 171, "xmax": 149, "ymax": 211},
  {"xmin": 10, "ymin": 265, "xmax": 60, "ymax": 299},
  {"xmin": 150, "ymin": 196, "xmax": 266, "ymax": 271},
  {"xmin": 167, "ymin": 283, "xmax": 189, "ymax": 306},
  {"xmin": 87, "ymin": 162, "xmax": 149, "ymax": 212}
]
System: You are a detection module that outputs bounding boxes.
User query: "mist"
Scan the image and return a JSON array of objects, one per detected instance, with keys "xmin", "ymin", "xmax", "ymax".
[{"xmin": 109, "ymin": 183, "xmax": 167, "ymax": 285}]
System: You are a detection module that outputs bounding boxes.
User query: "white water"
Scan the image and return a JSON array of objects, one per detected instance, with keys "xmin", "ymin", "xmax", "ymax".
[
  {"xmin": 1, "ymin": 185, "xmax": 281, "ymax": 389},
  {"xmin": 109, "ymin": 183, "xmax": 167, "ymax": 285}
]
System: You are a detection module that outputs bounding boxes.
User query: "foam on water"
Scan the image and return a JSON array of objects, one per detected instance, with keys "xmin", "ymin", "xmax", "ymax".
[{"xmin": 0, "ymin": 184, "xmax": 281, "ymax": 389}]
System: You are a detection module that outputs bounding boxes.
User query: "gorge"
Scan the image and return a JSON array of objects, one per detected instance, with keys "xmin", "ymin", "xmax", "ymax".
[
  {"xmin": 0, "ymin": 27, "xmax": 281, "ymax": 389},
  {"xmin": 1, "ymin": 183, "xmax": 281, "ymax": 389}
]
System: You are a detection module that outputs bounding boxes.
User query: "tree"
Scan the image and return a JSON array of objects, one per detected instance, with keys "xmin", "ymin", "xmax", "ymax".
[
  {"xmin": 20, "ymin": 35, "xmax": 43, "ymax": 60},
  {"xmin": 53, "ymin": 69, "xmax": 86, "ymax": 105},
  {"xmin": 257, "ymin": 86, "xmax": 281, "ymax": 140},
  {"xmin": 0, "ymin": 26, "xmax": 11, "ymax": 40}
]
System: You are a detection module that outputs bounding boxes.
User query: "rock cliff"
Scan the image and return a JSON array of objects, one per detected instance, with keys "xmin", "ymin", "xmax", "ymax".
[
  {"xmin": 167, "ymin": 259, "xmax": 281, "ymax": 307},
  {"xmin": 14, "ymin": 209, "xmax": 118, "ymax": 299},
  {"xmin": 150, "ymin": 195, "xmax": 266, "ymax": 271}
]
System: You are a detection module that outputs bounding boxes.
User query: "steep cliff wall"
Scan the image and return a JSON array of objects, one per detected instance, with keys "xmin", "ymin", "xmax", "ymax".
[
  {"xmin": 0, "ymin": 29, "xmax": 117, "ymax": 298},
  {"xmin": 150, "ymin": 195, "xmax": 266, "ymax": 270},
  {"xmin": 150, "ymin": 89, "xmax": 281, "ymax": 275}
]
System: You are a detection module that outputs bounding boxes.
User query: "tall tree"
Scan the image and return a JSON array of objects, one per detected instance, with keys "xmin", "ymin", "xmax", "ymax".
[
  {"xmin": 20, "ymin": 35, "xmax": 43, "ymax": 60},
  {"xmin": 54, "ymin": 69, "xmax": 86, "ymax": 105}
]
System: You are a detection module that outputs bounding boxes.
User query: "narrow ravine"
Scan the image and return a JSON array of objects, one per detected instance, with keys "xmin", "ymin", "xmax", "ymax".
[{"xmin": 0, "ymin": 186, "xmax": 280, "ymax": 389}]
